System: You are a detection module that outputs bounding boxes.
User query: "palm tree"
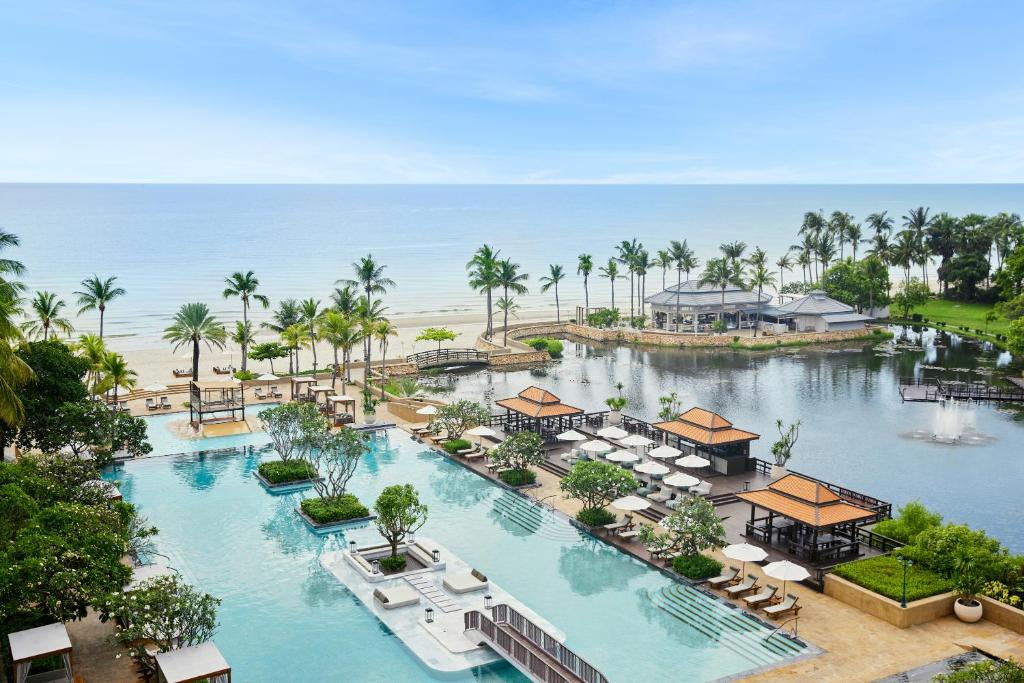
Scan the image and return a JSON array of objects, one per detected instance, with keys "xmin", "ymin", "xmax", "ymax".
[
  {"xmin": 280, "ymin": 323, "xmax": 310, "ymax": 374},
  {"xmin": 319, "ymin": 310, "xmax": 361, "ymax": 388},
  {"xmin": 902, "ymin": 207, "xmax": 933, "ymax": 285},
  {"xmin": 97, "ymin": 351, "xmax": 137, "ymax": 404},
  {"xmin": 892, "ymin": 232, "xmax": 916, "ymax": 285},
  {"xmin": 846, "ymin": 222, "xmax": 864, "ymax": 261},
  {"xmin": 356, "ymin": 297, "xmax": 388, "ymax": 385},
  {"xmin": 634, "ymin": 249, "xmax": 652, "ymax": 315},
  {"xmin": 720, "ymin": 241, "xmax": 747, "ymax": 265},
  {"xmin": 75, "ymin": 333, "xmax": 107, "ymax": 394},
  {"xmin": 865, "ymin": 211, "xmax": 894, "ymax": 239},
  {"xmin": 598, "ymin": 259, "xmax": 621, "ymax": 311},
  {"xmin": 330, "ymin": 285, "xmax": 359, "ymax": 315},
  {"xmin": 656, "ymin": 249, "xmax": 672, "ymax": 291},
  {"xmin": 0, "ymin": 229, "xmax": 26, "ymax": 287},
  {"xmin": 796, "ymin": 250, "xmax": 812, "ymax": 286},
  {"xmin": 747, "ymin": 264, "xmax": 777, "ymax": 337},
  {"xmin": 775, "ymin": 253, "xmax": 793, "ymax": 293},
  {"xmin": 22, "ymin": 291, "xmax": 74, "ymax": 341},
  {"xmin": 698, "ymin": 258, "xmax": 744, "ymax": 332},
  {"xmin": 799, "ymin": 211, "xmax": 826, "ymax": 281},
  {"xmin": 540, "ymin": 264, "xmax": 566, "ymax": 322},
  {"xmin": 299, "ymin": 298, "xmax": 323, "ymax": 373},
  {"xmin": 746, "ymin": 246, "xmax": 769, "ymax": 270},
  {"xmin": 668, "ymin": 239, "xmax": 698, "ymax": 332},
  {"xmin": 496, "ymin": 259, "xmax": 528, "ymax": 342},
  {"xmin": 163, "ymin": 303, "xmax": 228, "ymax": 381},
  {"xmin": 926, "ymin": 213, "xmax": 960, "ymax": 295},
  {"xmin": 577, "ymin": 254, "xmax": 593, "ymax": 319},
  {"xmin": 816, "ymin": 231, "xmax": 838, "ymax": 272},
  {"xmin": 0, "ymin": 286, "xmax": 32, "ymax": 427},
  {"xmin": 373, "ymin": 319, "xmax": 398, "ymax": 399},
  {"xmin": 616, "ymin": 239, "xmax": 641, "ymax": 320},
  {"xmin": 75, "ymin": 275, "xmax": 126, "ymax": 339},
  {"xmin": 829, "ymin": 212, "xmax": 854, "ymax": 260},
  {"xmin": 341, "ymin": 254, "xmax": 395, "ymax": 362},
  {"xmin": 496, "ymin": 296, "xmax": 520, "ymax": 345},
  {"xmin": 230, "ymin": 321, "xmax": 254, "ymax": 371},
  {"xmin": 223, "ymin": 271, "xmax": 269, "ymax": 369},
  {"xmin": 466, "ymin": 245, "xmax": 501, "ymax": 339}
]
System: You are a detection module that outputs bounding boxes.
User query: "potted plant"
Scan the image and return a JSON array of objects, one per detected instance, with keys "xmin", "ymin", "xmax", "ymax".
[
  {"xmin": 952, "ymin": 557, "xmax": 985, "ymax": 623},
  {"xmin": 362, "ymin": 389, "xmax": 378, "ymax": 425},
  {"xmin": 769, "ymin": 419, "xmax": 800, "ymax": 479},
  {"xmin": 605, "ymin": 397, "xmax": 627, "ymax": 425}
]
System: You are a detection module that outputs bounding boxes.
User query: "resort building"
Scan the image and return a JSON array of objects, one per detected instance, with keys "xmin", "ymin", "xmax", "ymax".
[
  {"xmin": 644, "ymin": 280, "xmax": 771, "ymax": 332},
  {"xmin": 652, "ymin": 407, "xmax": 759, "ymax": 475},
  {"xmin": 494, "ymin": 386, "xmax": 584, "ymax": 437},
  {"xmin": 761, "ymin": 290, "xmax": 874, "ymax": 333}
]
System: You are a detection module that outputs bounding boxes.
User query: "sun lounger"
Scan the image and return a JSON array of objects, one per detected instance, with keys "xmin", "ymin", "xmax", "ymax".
[
  {"xmin": 270, "ymin": 386, "xmax": 283, "ymax": 398},
  {"xmin": 146, "ymin": 398, "xmax": 158, "ymax": 411},
  {"xmin": 160, "ymin": 396, "xmax": 172, "ymax": 409},
  {"xmin": 373, "ymin": 586, "xmax": 420, "ymax": 610},
  {"xmin": 706, "ymin": 566, "xmax": 741, "ymax": 588},
  {"xmin": 172, "ymin": 369, "xmax": 191, "ymax": 378},
  {"xmin": 743, "ymin": 584, "xmax": 779, "ymax": 608},
  {"xmin": 647, "ymin": 487, "xmax": 671, "ymax": 503},
  {"xmin": 255, "ymin": 387, "xmax": 268, "ymax": 399},
  {"xmin": 617, "ymin": 529, "xmax": 641, "ymax": 540},
  {"xmin": 688, "ymin": 481, "xmax": 713, "ymax": 496},
  {"xmin": 764, "ymin": 593, "xmax": 801, "ymax": 619},
  {"xmin": 443, "ymin": 569, "xmax": 489, "ymax": 594},
  {"xmin": 724, "ymin": 574, "xmax": 759, "ymax": 597},
  {"xmin": 601, "ymin": 513, "xmax": 633, "ymax": 533}
]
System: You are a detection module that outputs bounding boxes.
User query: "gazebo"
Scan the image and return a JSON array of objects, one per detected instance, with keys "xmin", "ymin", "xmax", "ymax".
[
  {"xmin": 328, "ymin": 394, "xmax": 356, "ymax": 425},
  {"xmin": 155, "ymin": 641, "xmax": 231, "ymax": 683},
  {"xmin": 495, "ymin": 386, "xmax": 584, "ymax": 440},
  {"xmin": 644, "ymin": 280, "xmax": 771, "ymax": 332},
  {"xmin": 188, "ymin": 380, "xmax": 245, "ymax": 426},
  {"xmin": 8, "ymin": 622, "xmax": 74, "ymax": 683},
  {"xmin": 736, "ymin": 474, "xmax": 878, "ymax": 565},
  {"xmin": 290, "ymin": 377, "xmax": 315, "ymax": 401},
  {"xmin": 652, "ymin": 407, "xmax": 759, "ymax": 475}
]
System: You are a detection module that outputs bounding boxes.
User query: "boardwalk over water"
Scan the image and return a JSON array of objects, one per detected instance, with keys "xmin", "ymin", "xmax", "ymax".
[
  {"xmin": 899, "ymin": 376, "xmax": 1024, "ymax": 403},
  {"xmin": 407, "ymin": 348, "xmax": 490, "ymax": 370}
]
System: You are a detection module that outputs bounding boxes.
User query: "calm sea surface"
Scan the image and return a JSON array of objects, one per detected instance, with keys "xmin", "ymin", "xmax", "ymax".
[{"xmin": 3, "ymin": 183, "xmax": 1022, "ymax": 346}]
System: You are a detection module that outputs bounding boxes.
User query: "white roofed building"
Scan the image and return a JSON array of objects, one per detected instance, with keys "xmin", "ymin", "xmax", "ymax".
[
  {"xmin": 644, "ymin": 281, "xmax": 771, "ymax": 333},
  {"xmin": 769, "ymin": 290, "xmax": 874, "ymax": 332}
]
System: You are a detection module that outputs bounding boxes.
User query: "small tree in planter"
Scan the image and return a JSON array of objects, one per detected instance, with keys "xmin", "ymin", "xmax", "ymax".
[
  {"xmin": 488, "ymin": 431, "xmax": 544, "ymax": 486},
  {"xmin": 435, "ymin": 400, "xmax": 490, "ymax": 440},
  {"xmin": 605, "ymin": 397, "xmax": 628, "ymax": 425},
  {"xmin": 261, "ymin": 402, "xmax": 325, "ymax": 462},
  {"xmin": 362, "ymin": 388, "xmax": 378, "ymax": 424},
  {"xmin": 657, "ymin": 392, "xmax": 680, "ymax": 422},
  {"xmin": 301, "ymin": 429, "xmax": 370, "ymax": 524},
  {"xmin": 952, "ymin": 556, "xmax": 986, "ymax": 623},
  {"xmin": 374, "ymin": 484, "xmax": 429, "ymax": 572},
  {"xmin": 559, "ymin": 460, "xmax": 638, "ymax": 527},
  {"xmin": 660, "ymin": 497, "xmax": 726, "ymax": 577},
  {"xmin": 770, "ymin": 419, "xmax": 801, "ymax": 479}
]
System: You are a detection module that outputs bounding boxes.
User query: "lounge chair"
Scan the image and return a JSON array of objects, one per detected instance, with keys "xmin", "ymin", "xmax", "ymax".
[
  {"xmin": 647, "ymin": 487, "xmax": 671, "ymax": 503},
  {"xmin": 255, "ymin": 387, "xmax": 268, "ymax": 400},
  {"xmin": 443, "ymin": 569, "xmax": 489, "ymax": 594},
  {"xmin": 743, "ymin": 584, "xmax": 779, "ymax": 609},
  {"xmin": 270, "ymin": 386, "xmax": 283, "ymax": 398},
  {"xmin": 373, "ymin": 586, "xmax": 420, "ymax": 610},
  {"xmin": 764, "ymin": 593, "xmax": 801, "ymax": 619},
  {"xmin": 617, "ymin": 528, "xmax": 641, "ymax": 540},
  {"xmin": 463, "ymin": 450, "xmax": 487, "ymax": 461},
  {"xmin": 145, "ymin": 398, "xmax": 158, "ymax": 411},
  {"xmin": 172, "ymin": 369, "xmax": 191, "ymax": 378},
  {"xmin": 724, "ymin": 574, "xmax": 759, "ymax": 597},
  {"xmin": 688, "ymin": 480, "xmax": 713, "ymax": 496},
  {"xmin": 160, "ymin": 396, "xmax": 172, "ymax": 409},
  {"xmin": 706, "ymin": 566, "xmax": 741, "ymax": 588},
  {"xmin": 601, "ymin": 513, "xmax": 634, "ymax": 533}
]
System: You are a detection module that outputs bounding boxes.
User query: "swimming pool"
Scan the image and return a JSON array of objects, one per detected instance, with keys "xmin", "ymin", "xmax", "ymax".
[
  {"xmin": 141, "ymin": 403, "xmax": 278, "ymax": 456},
  {"xmin": 106, "ymin": 429, "xmax": 808, "ymax": 682}
]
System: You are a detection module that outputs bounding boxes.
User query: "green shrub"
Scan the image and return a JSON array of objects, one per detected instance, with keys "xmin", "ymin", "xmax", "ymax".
[
  {"xmin": 443, "ymin": 439, "xmax": 472, "ymax": 454},
  {"xmin": 258, "ymin": 459, "xmax": 317, "ymax": 484},
  {"xmin": 379, "ymin": 554, "xmax": 407, "ymax": 572},
  {"xmin": 300, "ymin": 494, "xmax": 369, "ymax": 524},
  {"xmin": 586, "ymin": 309, "xmax": 620, "ymax": 328},
  {"xmin": 831, "ymin": 555, "xmax": 951, "ymax": 602},
  {"xmin": 908, "ymin": 524, "xmax": 1008, "ymax": 579},
  {"xmin": 498, "ymin": 469, "xmax": 536, "ymax": 486},
  {"xmin": 672, "ymin": 554, "xmax": 724, "ymax": 581},
  {"xmin": 233, "ymin": 369, "xmax": 257, "ymax": 381},
  {"xmin": 522, "ymin": 337, "xmax": 564, "ymax": 357},
  {"xmin": 934, "ymin": 659, "xmax": 1024, "ymax": 682},
  {"xmin": 872, "ymin": 500, "xmax": 943, "ymax": 544},
  {"xmin": 576, "ymin": 507, "xmax": 616, "ymax": 527}
]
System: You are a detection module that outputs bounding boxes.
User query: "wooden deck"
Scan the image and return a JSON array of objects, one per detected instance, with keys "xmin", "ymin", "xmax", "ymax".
[{"xmin": 900, "ymin": 376, "xmax": 1024, "ymax": 403}]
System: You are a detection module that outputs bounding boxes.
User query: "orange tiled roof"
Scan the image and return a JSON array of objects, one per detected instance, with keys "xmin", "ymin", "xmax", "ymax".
[
  {"xmin": 495, "ymin": 387, "xmax": 584, "ymax": 419},
  {"xmin": 735, "ymin": 489, "xmax": 875, "ymax": 527},
  {"xmin": 677, "ymin": 407, "xmax": 732, "ymax": 429},
  {"xmin": 769, "ymin": 474, "xmax": 840, "ymax": 503},
  {"xmin": 516, "ymin": 386, "xmax": 561, "ymax": 404},
  {"xmin": 652, "ymin": 419, "xmax": 759, "ymax": 445}
]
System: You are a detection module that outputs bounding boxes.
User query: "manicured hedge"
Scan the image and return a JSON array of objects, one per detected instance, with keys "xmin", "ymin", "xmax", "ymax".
[
  {"xmin": 499, "ymin": 468, "xmax": 536, "ymax": 486},
  {"xmin": 576, "ymin": 507, "xmax": 616, "ymax": 527},
  {"xmin": 258, "ymin": 459, "xmax": 316, "ymax": 484},
  {"xmin": 300, "ymin": 494, "xmax": 369, "ymax": 524},
  {"xmin": 379, "ymin": 554, "xmax": 407, "ymax": 572},
  {"xmin": 672, "ymin": 554, "xmax": 724, "ymax": 581},
  {"xmin": 443, "ymin": 439, "xmax": 472, "ymax": 454},
  {"xmin": 832, "ymin": 555, "xmax": 951, "ymax": 602},
  {"xmin": 523, "ymin": 337, "xmax": 564, "ymax": 357}
]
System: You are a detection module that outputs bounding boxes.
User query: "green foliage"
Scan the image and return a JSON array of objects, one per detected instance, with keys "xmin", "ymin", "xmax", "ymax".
[
  {"xmin": 907, "ymin": 523, "xmax": 1008, "ymax": 579},
  {"xmin": 673, "ymin": 554, "xmax": 724, "ymax": 580},
  {"xmin": 379, "ymin": 554, "xmax": 407, "ymax": 572},
  {"xmin": 560, "ymin": 460, "xmax": 638, "ymax": 516},
  {"xmin": 258, "ymin": 459, "xmax": 317, "ymax": 484},
  {"xmin": 576, "ymin": 507, "xmax": 616, "ymax": 526},
  {"xmin": 384, "ymin": 377, "xmax": 429, "ymax": 398},
  {"xmin": 769, "ymin": 419, "xmax": 800, "ymax": 467},
  {"xmin": 415, "ymin": 327, "xmax": 459, "ymax": 350},
  {"xmin": 14, "ymin": 340, "xmax": 89, "ymax": 450},
  {"xmin": 308, "ymin": 428, "xmax": 369, "ymax": 501},
  {"xmin": 780, "ymin": 281, "xmax": 813, "ymax": 296},
  {"xmin": 488, "ymin": 431, "xmax": 543, "ymax": 474},
  {"xmin": 872, "ymin": 500, "xmax": 943, "ymax": 544},
  {"xmin": 523, "ymin": 337, "xmax": 564, "ymax": 357},
  {"xmin": 1009, "ymin": 317, "xmax": 1024, "ymax": 357},
  {"xmin": 248, "ymin": 341, "xmax": 290, "ymax": 369},
  {"xmin": 933, "ymin": 659, "xmax": 1024, "ymax": 682},
  {"xmin": 233, "ymin": 369, "xmax": 257, "ymax": 380},
  {"xmin": 604, "ymin": 396, "xmax": 627, "ymax": 411},
  {"xmin": 629, "ymin": 315, "xmax": 647, "ymax": 329},
  {"xmin": 435, "ymin": 399, "xmax": 490, "ymax": 440},
  {"xmin": 443, "ymin": 438, "xmax": 472, "ymax": 454},
  {"xmin": 499, "ymin": 469, "xmax": 537, "ymax": 486},
  {"xmin": 300, "ymin": 494, "xmax": 369, "ymax": 523},
  {"xmin": 657, "ymin": 392, "xmax": 681, "ymax": 422},
  {"xmin": 893, "ymin": 278, "xmax": 931, "ymax": 318},
  {"xmin": 832, "ymin": 555, "xmax": 951, "ymax": 602},
  {"xmin": 586, "ymin": 308, "xmax": 620, "ymax": 328},
  {"xmin": 711, "ymin": 319, "xmax": 727, "ymax": 333},
  {"xmin": 660, "ymin": 497, "xmax": 727, "ymax": 557},
  {"xmin": 259, "ymin": 402, "xmax": 326, "ymax": 462},
  {"xmin": 374, "ymin": 484, "xmax": 428, "ymax": 558},
  {"xmin": 819, "ymin": 256, "xmax": 891, "ymax": 311}
]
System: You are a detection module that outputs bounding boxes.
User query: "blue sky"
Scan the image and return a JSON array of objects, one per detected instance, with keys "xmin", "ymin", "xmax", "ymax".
[{"xmin": 2, "ymin": 0, "xmax": 1023, "ymax": 183}]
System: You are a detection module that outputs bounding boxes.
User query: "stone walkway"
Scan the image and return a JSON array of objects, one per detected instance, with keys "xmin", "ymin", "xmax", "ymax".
[{"xmin": 66, "ymin": 609, "xmax": 139, "ymax": 683}]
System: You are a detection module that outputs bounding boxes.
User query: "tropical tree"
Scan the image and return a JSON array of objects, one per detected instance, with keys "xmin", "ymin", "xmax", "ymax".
[
  {"xmin": 467, "ymin": 245, "xmax": 500, "ymax": 339},
  {"xmin": 434, "ymin": 400, "xmax": 489, "ymax": 440},
  {"xmin": 540, "ymin": 264, "xmax": 566, "ymax": 322},
  {"xmin": 330, "ymin": 285, "xmax": 359, "ymax": 315},
  {"xmin": 892, "ymin": 231, "xmax": 917, "ymax": 286},
  {"xmin": 96, "ymin": 352, "xmax": 137, "ymax": 404},
  {"xmin": 341, "ymin": 254, "xmax": 394, "ymax": 308},
  {"xmin": 495, "ymin": 258, "xmax": 528, "ymax": 340},
  {"xmin": 75, "ymin": 333, "xmax": 106, "ymax": 394},
  {"xmin": 263, "ymin": 299, "xmax": 301, "ymax": 371},
  {"xmin": 656, "ymin": 249, "xmax": 672, "ymax": 291},
  {"xmin": 698, "ymin": 258, "xmax": 745, "ymax": 328},
  {"xmin": 495, "ymin": 297, "xmax": 520, "ymax": 344},
  {"xmin": 222, "ymin": 270, "xmax": 269, "ymax": 367},
  {"xmin": 247, "ymin": 341, "xmax": 289, "ymax": 375},
  {"xmin": 798, "ymin": 211, "xmax": 826, "ymax": 281},
  {"xmin": 634, "ymin": 249, "xmax": 652, "ymax": 311},
  {"xmin": 280, "ymin": 323, "xmax": 310, "ymax": 374},
  {"xmin": 163, "ymin": 303, "xmax": 227, "ymax": 381},
  {"xmin": 22, "ymin": 291, "xmax": 74, "ymax": 341},
  {"xmin": 598, "ymin": 259, "xmax": 621, "ymax": 311},
  {"xmin": 669, "ymin": 239, "xmax": 697, "ymax": 331},
  {"xmin": 229, "ymin": 321, "xmax": 254, "ymax": 371},
  {"xmin": 415, "ymin": 327, "xmax": 459, "ymax": 352},
  {"xmin": 775, "ymin": 252, "xmax": 793, "ymax": 293},
  {"xmin": 319, "ymin": 310, "xmax": 362, "ymax": 387},
  {"xmin": 926, "ymin": 213, "xmax": 960, "ymax": 295},
  {"xmin": 577, "ymin": 254, "xmax": 594, "ymax": 318},
  {"xmin": 374, "ymin": 484, "xmax": 428, "ymax": 565},
  {"xmin": 660, "ymin": 497, "xmax": 727, "ymax": 557},
  {"xmin": 373, "ymin": 319, "xmax": 398, "ymax": 399},
  {"xmin": 902, "ymin": 206, "xmax": 934, "ymax": 285},
  {"xmin": 354, "ymin": 296, "xmax": 387, "ymax": 385},
  {"xmin": 75, "ymin": 275, "xmax": 125, "ymax": 338},
  {"xmin": 0, "ymin": 229, "xmax": 26, "ymax": 293},
  {"xmin": 0, "ymin": 293, "xmax": 32, "ymax": 427},
  {"xmin": 720, "ymin": 241, "xmax": 747, "ymax": 266},
  {"xmin": 560, "ymin": 460, "xmax": 638, "ymax": 526},
  {"xmin": 747, "ymin": 263, "xmax": 777, "ymax": 337},
  {"xmin": 866, "ymin": 211, "xmax": 895, "ymax": 239},
  {"xmin": 816, "ymin": 230, "xmax": 838, "ymax": 271},
  {"xmin": 846, "ymin": 221, "xmax": 864, "ymax": 261},
  {"xmin": 829, "ymin": 211, "xmax": 854, "ymax": 260},
  {"xmin": 300, "ymin": 298, "xmax": 323, "ymax": 373},
  {"xmin": 616, "ymin": 239, "xmax": 641, "ymax": 320}
]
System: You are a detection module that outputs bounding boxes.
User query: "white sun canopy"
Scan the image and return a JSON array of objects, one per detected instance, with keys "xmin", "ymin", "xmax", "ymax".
[
  {"xmin": 634, "ymin": 461, "xmax": 670, "ymax": 475},
  {"xmin": 618, "ymin": 434, "xmax": 653, "ymax": 447},
  {"xmin": 8, "ymin": 622, "xmax": 73, "ymax": 683},
  {"xmin": 647, "ymin": 445, "xmax": 682, "ymax": 459},
  {"xmin": 556, "ymin": 429, "xmax": 588, "ymax": 442},
  {"xmin": 155, "ymin": 642, "xmax": 231, "ymax": 683},
  {"xmin": 597, "ymin": 426, "xmax": 629, "ymax": 440},
  {"xmin": 606, "ymin": 450, "xmax": 640, "ymax": 463}
]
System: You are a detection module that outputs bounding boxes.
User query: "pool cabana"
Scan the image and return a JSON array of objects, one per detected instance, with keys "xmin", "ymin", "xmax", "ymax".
[
  {"xmin": 188, "ymin": 380, "xmax": 245, "ymax": 426},
  {"xmin": 328, "ymin": 394, "xmax": 356, "ymax": 425},
  {"xmin": 8, "ymin": 622, "xmax": 74, "ymax": 683},
  {"xmin": 494, "ymin": 387, "xmax": 584, "ymax": 441},
  {"xmin": 736, "ymin": 474, "xmax": 877, "ymax": 565},
  {"xmin": 290, "ymin": 377, "xmax": 315, "ymax": 401},
  {"xmin": 154, "ymin": 641, "xmax": 231, "ymax": 683},
  {"xmin": 652, "ymin": 407, "xmax": 758, "ymax": 475}
]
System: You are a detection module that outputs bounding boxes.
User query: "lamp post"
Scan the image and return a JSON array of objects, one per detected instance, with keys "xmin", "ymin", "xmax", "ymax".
[
  {"xmin": 425, "ymin": 607, "xmax": 434, "ymax": 624},
  {"xmin": 372, "ymin": 560, "xmax": 380, "ymax": 575},
  {"xmin": 898, "ymin": 556, "xmax": 914, "ymax": 608},
  {"xmin": 349, "ymin": 540, "xmax": 357, "ymax": 556},
  {"xmin": 432, "ymin": 549, "xmax": 441, "ymax": 563},
  {"xmin": 484, "ymin": 594, "xmax": 493, "ymax": 610}
]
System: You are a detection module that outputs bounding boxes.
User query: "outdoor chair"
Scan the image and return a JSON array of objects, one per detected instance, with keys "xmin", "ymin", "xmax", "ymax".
[
  {"xmin": 270, "ymin": 386, "xmax": 283, "ymax": 398},
  {"xmin": 706, "ymin": 566, "xmax": 740, "ymax": 588},
  {"xmin": 617, "ymin": 528, "xmax": 641, "ymax": 540},
  {"xmin": 160, "ymin": 396, "xmax": 172, "ymax": 409},
  {"xmin": 255, "ymin": 387, "xmax": 268, "ymax": 399},
  {"xmin": 688, "ymin": 480, "xmax": 713, "ymax": 496},
  {"xmin": 764, "ymin": 593, "xmax": 801, "ymax": 619},
  {"xmin": 601, "ymin": 513, "xmax": 633, "ymax": 534},
  {"xmin": 146, "ymin": 398, "xmax": 158, "ymax": 411},
  {"xmin": 647, "ymin": 487, "xmax": 671, "ymax": 503},
  {"xmin": 743, "ymin": 584, "xmax": 779, "ymax": 608},
  {"xmin": 724, "ymin": 574, "xmax": 759, "ymax": 597}
]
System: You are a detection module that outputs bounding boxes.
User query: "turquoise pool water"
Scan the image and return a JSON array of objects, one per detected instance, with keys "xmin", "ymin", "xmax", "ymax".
[
  {"xmin": 106, "ymin": 428, "xmax": 807, "ymax": 682},
  {"xmin": 142, "ymin": 403, "xmax": 278, "ymax": 456}
]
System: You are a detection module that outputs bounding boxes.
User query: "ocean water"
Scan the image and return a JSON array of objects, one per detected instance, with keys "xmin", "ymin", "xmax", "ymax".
[{"xmin": 4, "ymin": 183, "xmax": 1022, "ymax": 346}]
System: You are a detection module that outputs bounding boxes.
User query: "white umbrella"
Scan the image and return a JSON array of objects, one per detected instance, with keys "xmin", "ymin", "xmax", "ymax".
[
  {"xmin": 416, "ymin": 405, "xmax": 439, "ymax": 416},
  {"xmin": 144, "ymin": 383, "xmax": 168, "ymax": 392},
  {"xmin": 723, "ymin": 543, "xmax": 768, "ymax": 574},
  {"xmin": 676, "ymin": 454, "xmax": 711, "ymax": 469},
  {"xmin": 556, "ymin": 430, "xmax": 588, "ymax": 442},
  {"xmin": 611, "ymin": 495, "xmax": 651, "ymax": 511},
  {"xmin": 606, "ymin": 450, "xmax": 640, "ymax": 463},
  {"xmin": 763, "ymin": 560, "xmax": 811, "ymax": 595},
  {"xmin": 580, "ymin": 440, "xmax": 613, "ymax": 455},
  {"xmin": 597, "ymin": 426, "xmax": 629, "ymax": 440},
  {"xmin": 663, "ymin": 472, "xmax": 700, "ymax": 488},
  {"xmin": 634, "ymin": 461, "xmax": 670, "ymax": 476},
  {"xmin": 648, "ymin": 445, "xmax": 682, "ymax": 459},
  {"xmin": 466, "ymin": 425, "xmax": 496, "ymax": 445},
  {"xmin": 257, "ymin": 373, "xmax": 279, "ymax": 382},
  {"xmin": 619, "ymin": 434, "xmax": 653, "ymax": 447}
]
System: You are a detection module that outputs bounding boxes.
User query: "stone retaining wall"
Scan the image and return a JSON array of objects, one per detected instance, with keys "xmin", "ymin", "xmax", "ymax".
[
  {"xmin": 980, "ymin": 596, "xmax": 1024, "ymax": 635},
  {"xmin": 488, "ymin": 350, "xmax": 551, "ymax": 367},
  {"xmin": 823, "ymin": 575, "xmax": 954, "ymax": 628}
]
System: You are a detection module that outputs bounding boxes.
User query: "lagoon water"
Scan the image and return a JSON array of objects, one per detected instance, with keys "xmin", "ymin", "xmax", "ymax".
[{"xmin": 5, "ymin": 183, "xmax": 1023, "ymax": 345}]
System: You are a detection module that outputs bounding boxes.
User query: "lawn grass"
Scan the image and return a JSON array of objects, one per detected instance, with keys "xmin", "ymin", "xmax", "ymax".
[
  {"xmin": 909, "ymin": 299, "xmax": 1010, "ymax": 336},
  {"xmin": 831, "ymin": 555, "xmax": 951, "ymax": 602}
]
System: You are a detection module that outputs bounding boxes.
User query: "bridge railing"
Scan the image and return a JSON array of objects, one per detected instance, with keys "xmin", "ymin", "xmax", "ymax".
[{"xmin": 406, "ymin": 348, "xmax": 490, "ymax": 368}]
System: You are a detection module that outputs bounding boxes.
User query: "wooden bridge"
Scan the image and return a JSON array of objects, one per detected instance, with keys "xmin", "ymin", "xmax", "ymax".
[
  {"xmin": 407, "ymin": 348, "xmax": 490, "ymax": 370},
  {"xmin": 464, "ymin": 604, "xmax": 608, "ymax": 683},
  {"xmin": 898, "ymin": 376, "xmax": 1024, "ymax": 403}
]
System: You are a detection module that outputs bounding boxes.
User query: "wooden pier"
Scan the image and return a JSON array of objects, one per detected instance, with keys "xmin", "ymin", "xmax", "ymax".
[{"xmin": 899, "ymin": 376, "xmax": 1024, "ymax": 403}]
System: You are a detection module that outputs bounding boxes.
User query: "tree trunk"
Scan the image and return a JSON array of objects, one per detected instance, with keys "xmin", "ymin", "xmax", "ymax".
[
  {"xmin": 675, "ymin": 269, "xmax": 682, "ymax": 332},
  {"xmin": 610, "ymin": 279, "xmax": 615, "ymax": 310},
  {"xmin": 379, "ymin": 341, "xmax": 387, "ymax": 400},
  {"xmin": 331, "ymin": 348, "xmax": 339, "ymax": 389},
  {"xmin": 629, "ymin": 274, "xmax": 634, "ymax": 321},
  {"xmin": 310, "ymin": 327, "xmax": 318, "ymax": 373},
  {"xmin": 99, "ymin": 305, "xmax": 106, "ymax": 339},
  {"xmin": 583, "ymin": 277, "xmax": 589, "ymax": 321},
  {"xmin": 241, "ymin": 300, "xmax": 249, "ymax": 372},
  {"xmin": 486, "ymin": 288, "xmax": 493, "ymax": 339},
  {"xmin": 192, "ymin": 339, "xmax": 200, "ymax": 381},
  {"xmin": 554, "ymin": 285, "xmax": 561, "ymax": 323}
]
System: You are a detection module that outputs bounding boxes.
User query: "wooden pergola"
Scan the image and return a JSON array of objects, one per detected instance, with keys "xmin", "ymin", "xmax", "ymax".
[
  {"xmin": 652, "ymin": 407, "xmax": 759, "ymax": 475},
  {"xmin": 290, "ymin": 377, "xmax": 315, "ymax": 401},
  {"xmin": 495, "ymin": 386, "xmax": 584, "ymax": 439},
  {"xmin": 189, "ymin": 380, "xmax": 245, "ymax": 426}
]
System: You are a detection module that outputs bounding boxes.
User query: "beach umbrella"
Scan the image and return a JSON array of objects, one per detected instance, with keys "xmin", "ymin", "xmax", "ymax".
[
  {"xmin": 676, "ymin": 454, "xmax": 711, "ymax": 469},
  {"xmin": 144, "ymin": 383, "xmax": 168, "ymax": 393},
  {"xmin": 619, "ymin": 434, "xmax": 653, "ymax": 447},
  {"xmin": 416, "ymin": 405, "xmax": 439, "ymax": 416},
  {"xmin": 606, "ymin": 450, "xmax": 640, "ymax": 463},
  {"xmin": 467, "ymin": 425, "xmax": 496, "ymax": 445},
  {"xmin": 611, "ymin": 495, "xmax": 651, "ymax": 511},
  {"xmin": 597, "ymin": 426, "xmax": 629, "ymax": 440},
  {"xmin": 647, "ymin": 445, "xmax": 682, "ymax": 459},
  {"xmin": 580, "ymin": 440, "xmax": 613, "ymax": 455},
  {"xmin": 556, "ymin": 429, "xmax": 588, "ymax": 442},
  {"xmin": 257, "ymin": 373, "xmax": 279, "ymax": 382},
  {"xmin": 763, "ymin": 560, "xmax": 810, "ymax": 595},
  {"xmin": 663, "ymin": 472, "xmax": 700, "ymax": 488},
  {"xmin": 634, "ymin": 461, "xmax": 669, "ymax": 476},
  {"xmin": 723, "ymin": 543, "xmax": 768, "ymax": 575}
]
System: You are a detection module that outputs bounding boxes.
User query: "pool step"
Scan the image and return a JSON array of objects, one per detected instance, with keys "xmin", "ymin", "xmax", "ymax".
[{"xmin": 490, "ymin": 493, "xmax": 583, "ymax": 542}]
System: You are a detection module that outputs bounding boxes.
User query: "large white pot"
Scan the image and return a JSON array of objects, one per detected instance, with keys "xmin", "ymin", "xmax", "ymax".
[
  {"xmin": 364, "ymin": 412, "xmax": 377, "ymax": 425},
  {"xmin": 609, "ymin": 410, "xmax": 622, "ymax": 426},
  {"xmin": 954, "ymin": 598, "xmax": 983, "ymax": 623},
  {"xmin": 770, "ymin": 464, "xmax": 788, "ymax": 480}
]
